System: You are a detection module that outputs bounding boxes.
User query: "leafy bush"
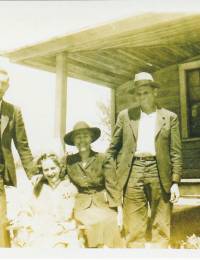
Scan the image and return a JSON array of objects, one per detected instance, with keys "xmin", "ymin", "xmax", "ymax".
[{"xmin": 180, "ymin": 234, "xmax": 200, "ymax": 249}]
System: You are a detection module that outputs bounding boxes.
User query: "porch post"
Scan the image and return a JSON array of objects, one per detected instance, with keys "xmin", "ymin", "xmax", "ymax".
[{"xmin": 55, "ymin": 52, "xmax": 67, "ymax": 154}]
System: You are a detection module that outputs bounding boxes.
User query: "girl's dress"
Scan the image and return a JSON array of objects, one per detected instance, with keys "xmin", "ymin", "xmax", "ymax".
[{"xmin": 9, "ymin": 177, "xmax": 82, "ymax": 248}]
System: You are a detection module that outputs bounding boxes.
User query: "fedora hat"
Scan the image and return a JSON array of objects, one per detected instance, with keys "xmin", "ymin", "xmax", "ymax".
[
  {"xmin": 128, "ymin": 72, "xmax": 160, "ymax": 94},
  {"xmin": 64, "ymin": 121, "xmax": 101, "ymax": 146}
]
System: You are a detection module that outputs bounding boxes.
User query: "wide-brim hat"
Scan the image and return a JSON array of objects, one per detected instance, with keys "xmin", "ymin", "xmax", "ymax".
[
  {"xmin": 128, "ymin": 72, "xmax": 160, "ymax": 94},
  {"xmin": 64, "ymin": 121, "xmax": 101, "ymax": 146}
]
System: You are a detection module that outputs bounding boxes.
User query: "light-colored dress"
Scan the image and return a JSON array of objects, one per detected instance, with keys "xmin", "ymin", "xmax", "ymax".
[{"xmin": 9, "ymin": 178, "xmax": 82, "ymax": 248}]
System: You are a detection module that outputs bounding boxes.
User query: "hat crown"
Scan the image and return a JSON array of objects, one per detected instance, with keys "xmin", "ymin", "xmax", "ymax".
[
  {"xmin": 73, "ymin": 121, "xmax": 91, "ymax": 131},
  {"xmin": 134, "ymin": 72, "xmax": 154, "ymax": 82}
]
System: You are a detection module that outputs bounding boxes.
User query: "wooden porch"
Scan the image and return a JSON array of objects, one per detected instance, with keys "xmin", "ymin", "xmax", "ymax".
[{"xmin": 1, "ymin": 12, "xmax": 200, "ymax": 195}]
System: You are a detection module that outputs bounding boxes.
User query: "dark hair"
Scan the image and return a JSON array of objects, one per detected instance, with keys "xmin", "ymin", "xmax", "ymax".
[{"xmin": 33, "ymin": 153, "xmax": 62, "ymax": 197}]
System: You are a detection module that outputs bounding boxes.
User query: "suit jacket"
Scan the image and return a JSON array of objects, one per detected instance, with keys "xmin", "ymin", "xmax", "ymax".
[
  {"xmin": 106, "ymin": 106, "xmax": 183, "ymax": 195},
  {"xmin": 65, "ymin": 150, "xmax": 119, "ymax": 211},
  {"xmin": 1, "ymin": 100, "xmax": 33, "ymax": 186}
]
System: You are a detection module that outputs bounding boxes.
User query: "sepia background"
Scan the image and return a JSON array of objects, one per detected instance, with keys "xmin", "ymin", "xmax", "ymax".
[{"xmin": 1, "ymin": 0, "xmax": 200, "ymax": 256}]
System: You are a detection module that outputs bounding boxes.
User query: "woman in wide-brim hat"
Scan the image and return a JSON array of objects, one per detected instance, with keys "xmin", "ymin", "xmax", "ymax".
[{"xmin": 63, "ymin": 121, "xmax": 123, "ymax": 248}]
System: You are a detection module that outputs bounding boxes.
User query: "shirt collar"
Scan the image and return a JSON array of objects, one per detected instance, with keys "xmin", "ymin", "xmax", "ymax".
[{"xmin": 141, "ymin": 109, "xmax": 157, "ymax": 118}]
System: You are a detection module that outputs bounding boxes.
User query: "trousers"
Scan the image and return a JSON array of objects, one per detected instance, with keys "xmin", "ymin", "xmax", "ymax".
[
  {"xmin": 123, "ymin": 159, "xmax": 171, "ymax": 248},
  {"xmin": 0, "ymin": 176, "xmax": 11, "ymax": 247}
]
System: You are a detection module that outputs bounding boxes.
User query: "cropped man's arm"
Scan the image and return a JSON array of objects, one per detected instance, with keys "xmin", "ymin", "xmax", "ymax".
[
  {"xmin": 104, "ymin": 112, "xmax": 124, "ymax": 207},
  {"xmin": 170, "ymin": 113, "xmax": 183, "ymax": 183},
  {"xmin": 103, "ymin": 156, "xmax": 121, "ymax": 208},
  {"xmin": 13, "ymin": 107, "xmax": 34, "ymax": 179},
  {"xmin": 106, "ymin": 111, "xmax": 123, "ymax": 159}
]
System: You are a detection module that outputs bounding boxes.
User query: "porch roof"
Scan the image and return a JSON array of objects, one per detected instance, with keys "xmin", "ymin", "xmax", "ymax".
[{"xmin": 2, "ymin": 12, "xmax": 200, "ymax": 88}]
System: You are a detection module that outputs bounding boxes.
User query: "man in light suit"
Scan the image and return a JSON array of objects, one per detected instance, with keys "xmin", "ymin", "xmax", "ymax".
[
  {"xmin": 0, "ymin": 68, "xmax": 34, "ymax": 247},
  {"xmin": 107, "ymin": 72, "xmax": 182, "ymax": 248}
]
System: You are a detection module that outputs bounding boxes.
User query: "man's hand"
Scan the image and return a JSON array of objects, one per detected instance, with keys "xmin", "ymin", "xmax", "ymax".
[
  {"xmin": 170, "ymin": 183, "xmax": 180, "ymax": 204},
  {"xmin": 117, "ymin": 205, "xmax": 123, "ymax": 231}
]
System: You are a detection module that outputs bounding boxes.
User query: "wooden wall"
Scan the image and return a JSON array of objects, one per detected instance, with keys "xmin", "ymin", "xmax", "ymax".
[{"xmin": 115, "ymin": 64, "xmax": 200, "ymax": 178}]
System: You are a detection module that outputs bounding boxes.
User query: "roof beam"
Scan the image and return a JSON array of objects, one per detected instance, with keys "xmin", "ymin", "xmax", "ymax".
[
  {"xmin": 68, "ymin": 58, "xmax": 129, "ymax": 84},
  {"xmin": 22, "ymin": 57, "xmax": 119, "ymax": 88},
  {"xmin": 87, "ymin": 16, "xmax": 200, "ymax": 50},
  {"xmin": 2, "ymin": 13, "xmax": 192, "ymax": 62},
  {"xmin": 30, "ymin": 54, "xmax": 129, "ymax": 83},
  {"xmin": 68, "ymin": 52, "xmax": 131, "ymax": 77},
  {"xmin": 70, "ymin": 15, "xmax": 200, "ymax": 51}
]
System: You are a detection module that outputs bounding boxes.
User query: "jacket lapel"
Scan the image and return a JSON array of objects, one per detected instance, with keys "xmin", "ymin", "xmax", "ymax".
[
  {"xmin": 128, "ymin": 107, "xmax": 141, "ymax": 140},
  {"xmin": 1, "ymin": 101, "xmax": 10, "ymax": 137},
  {"xmin": 84, "ymin": 156, "xmax": 96, "ymax": 169},
  {"xmin": 155, "ymin": 108, "xmax": 166, "ymax": 139},
  {"xmin": 128, "ymin": 106, "xmax": 166, "ymax": 141},
  {"xmin": 77, "ymin": 150, "xmax": 97, "ymax": 170},
  {"xmin": 129, "ymin": 120, "xmax": 139, "ymax": 140}
]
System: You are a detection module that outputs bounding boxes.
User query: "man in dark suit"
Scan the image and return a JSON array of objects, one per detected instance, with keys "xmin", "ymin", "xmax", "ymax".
[
  {"xmin": 0, "ymin": 68, "xmax": 34, "ymax": 247},
  {"xmin": 107, "ymin": 72, "xmax": 182, "ymax": 248}
]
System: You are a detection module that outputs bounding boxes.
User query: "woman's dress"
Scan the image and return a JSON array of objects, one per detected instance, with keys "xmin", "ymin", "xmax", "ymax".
[{"xmin": 66, "ymin": 150, "xmax": 123, "ymax": 248}]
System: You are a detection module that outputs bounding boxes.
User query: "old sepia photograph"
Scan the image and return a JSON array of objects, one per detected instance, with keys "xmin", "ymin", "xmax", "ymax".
[{"xmin": 0, "ymin": 0, "xmax": 200, "ymax": 258}]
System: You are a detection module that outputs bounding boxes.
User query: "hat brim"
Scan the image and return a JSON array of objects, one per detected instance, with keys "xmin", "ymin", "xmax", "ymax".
[
  {"xmin": 128, "ymin": 81, "xmax": 160, "ymax": 94},
  {"xmin": 64, "ymin": 127, "xmax": 101, "ymax": 146}
]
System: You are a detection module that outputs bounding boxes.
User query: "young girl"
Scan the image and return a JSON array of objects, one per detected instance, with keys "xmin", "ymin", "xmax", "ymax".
[{"xmin": 9, "ymin": 153, "xmax": 82, "ymax": 248}]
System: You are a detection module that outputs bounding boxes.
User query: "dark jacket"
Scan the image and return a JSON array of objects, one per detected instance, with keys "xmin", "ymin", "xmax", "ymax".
[
  {"xmin": 65, "ymin": 150, "xmax": 120, "ymax": 210},
  {"xmin": 1, "ymin": 100, "xmax": 33, "ymax": 186},
  {"xmin": 106, "ymin": 106, "xmax": 183, "ymax": 195}
]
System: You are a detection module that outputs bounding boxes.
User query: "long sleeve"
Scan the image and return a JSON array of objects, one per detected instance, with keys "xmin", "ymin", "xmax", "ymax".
[
  {"xmin": 103, "ymin": 112, "xmax": 125, "ymax": 206},
  {"xmin": 103, "ymin": 155, "xmax": 121, "ymax": 207},
  {"xmin": 170, "ymin": 113, "xmax": 183, "ymax": 183},
  {"xmin": 13, "ymin": 107, "xmax": 34, "ymax": 179},
  {"xmin": 106, "ymin": 111, "xmax": 123, "ymax": 160}
]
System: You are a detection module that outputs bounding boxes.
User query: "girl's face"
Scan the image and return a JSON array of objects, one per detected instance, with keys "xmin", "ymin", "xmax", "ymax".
[
  {"xmin": 41, "ymin": 158, "xmax": 60, "ymax": 185},
  {"xmin": 73, "ymin": 129, "xmax": 92, "ymax": 152}
]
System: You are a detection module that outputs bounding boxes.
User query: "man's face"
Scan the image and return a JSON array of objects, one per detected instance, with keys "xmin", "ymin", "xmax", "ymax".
[
  {"xmin": 0, "ymin": 72, "xmax": 9, "ymax": 99},
  {"xmin": 135, "ymin": 85, "xmax": 157, "ymax": 109}
]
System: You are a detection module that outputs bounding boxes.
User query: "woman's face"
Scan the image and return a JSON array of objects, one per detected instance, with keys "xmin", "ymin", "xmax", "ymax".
[
  {"xmin": 41, "ymin": 158, "xmax": 60, "ymax": 185},
  {"xmin": 73, "ymin": 129, "xmax": 92, "ymax": 152}
]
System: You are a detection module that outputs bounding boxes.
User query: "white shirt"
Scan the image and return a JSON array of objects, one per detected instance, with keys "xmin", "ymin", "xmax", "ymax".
[{"xmin": 135, "ymin": 110, "xmax": 157, "ymax": 156}]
